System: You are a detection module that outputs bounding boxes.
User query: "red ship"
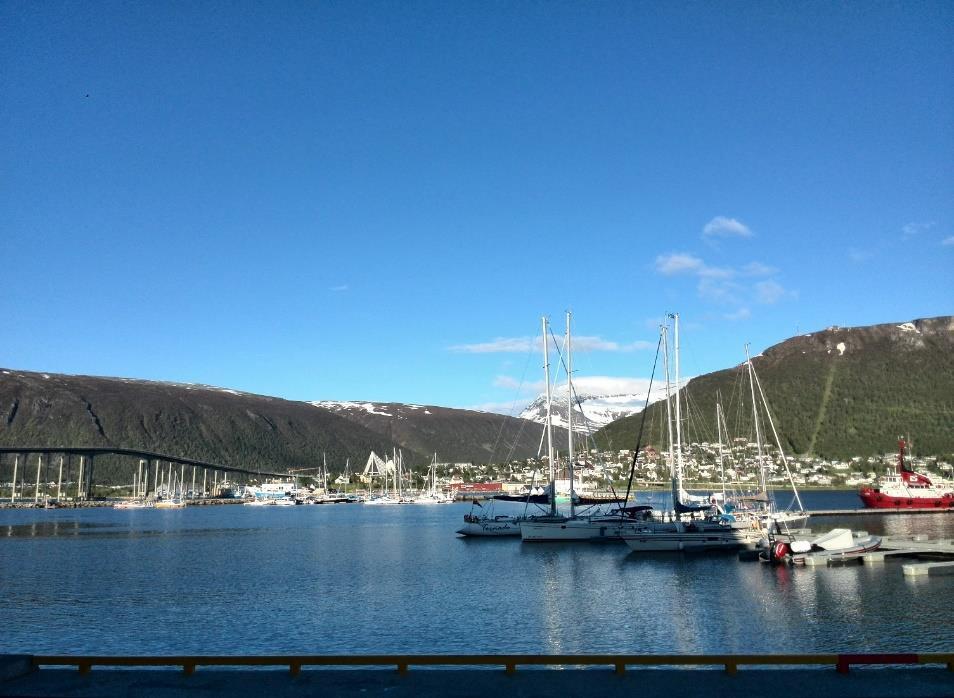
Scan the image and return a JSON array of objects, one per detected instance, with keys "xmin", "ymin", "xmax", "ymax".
[{"xmin": 859, "ymin": 438, "xmax": 954, "ymax": 509}]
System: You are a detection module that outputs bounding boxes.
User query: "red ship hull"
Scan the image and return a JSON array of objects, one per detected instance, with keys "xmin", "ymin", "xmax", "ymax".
[{"xmin": 858, "ymin": 488, "xmax": 954, "ymax": 509}]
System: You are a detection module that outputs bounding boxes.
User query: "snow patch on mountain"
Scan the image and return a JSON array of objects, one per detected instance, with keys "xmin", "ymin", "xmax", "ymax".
[
  {"xmin": 311, "ymin": 400, "xmax": 395, "ymax": 417},
  {"xmin": 518, "ymin": 383, "xmax": 677, "ymax": 433}
]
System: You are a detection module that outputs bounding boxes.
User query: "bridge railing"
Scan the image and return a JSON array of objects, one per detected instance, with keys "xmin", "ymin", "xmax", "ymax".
[{"xmin": 31, "ymin": 653, "xmax": 954, "ymax": 676}]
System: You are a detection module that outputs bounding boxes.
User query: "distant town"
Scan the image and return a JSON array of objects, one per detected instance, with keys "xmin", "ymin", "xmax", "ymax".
[{"xmin": 433, "ymin": 440, "xmax": 954, "ymax": 495}]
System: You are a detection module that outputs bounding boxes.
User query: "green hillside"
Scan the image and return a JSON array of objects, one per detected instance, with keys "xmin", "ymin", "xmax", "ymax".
[{"xmin": 594, "ymin": 317, "xmax": 954, "ymax": 460}]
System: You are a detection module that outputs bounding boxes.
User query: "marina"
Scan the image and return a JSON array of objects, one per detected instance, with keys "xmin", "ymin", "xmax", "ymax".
[{"xmin": 2, "ymin": 490, "xmax": 953, "ymax": 660}]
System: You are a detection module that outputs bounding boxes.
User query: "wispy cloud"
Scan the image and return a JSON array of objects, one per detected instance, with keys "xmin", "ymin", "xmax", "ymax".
[
  {"xmin": 754, "ymin": 280, "xmax": 787, "ymax": 304},
  {"xmin": 466, "ymin": 400, "xmax": 531, "ymax": 415},
  {"xmin": 450, "ymin": 337, "xmax": 535, "ymax": 353},
  {"xmin": 654, "ymin": 246, "xmax": 793, "ymax": 318},
  {"xmin": 450, "ymin": 335, "xmax": 652, "ymax": 354},
  {"xmin": 572, "ymin": 375, "xmax": 659, "ymax": 396},
  {"xmin": 698, "ymin": 277, "xmax": 743, "ymax": 305},
  {"xmin": 655, "ymin": 253, "xmax": 705, "ymax": 275},
  {"xmin": 329, "ymin": 284, "xmax": 349, "ymax": 292},
  {"xmin": 703, "ymin": 216, "xmax": 753, "ymax": 239},
  {"xmin": 741, "ymin": 261, "xmax": 777, "ymax": 277},
  {"xmin": 493, "ymin": 375, "xmax": 545, "ymax": 392},
  {"xmin": 902, "ymin": 221, "xmax": 935, "ymax": 238},
  {"xmin": 942, "ymin": 236, "xmax": 954, "ymax": 247},
  {"xmin": 848, "ymin": 247, "xmax": 875, "ymax": 263},
  {"xmin": 654, "ymin": 253, "xmax": 732, "ymax": 279}
]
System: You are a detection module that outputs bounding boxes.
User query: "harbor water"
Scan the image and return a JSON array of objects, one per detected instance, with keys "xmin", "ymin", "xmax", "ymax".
[{"xmin": 2, "ymin": 490, "xmax": 953, "ymax": 656}]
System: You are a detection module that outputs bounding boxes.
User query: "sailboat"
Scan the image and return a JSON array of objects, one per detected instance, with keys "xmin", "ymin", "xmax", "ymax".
[
  {"xmin": 413, "ymin": 454, "xmax": 455, "ymax": 504},
  {"xmin": 621, "ymin": 314, "xmax": 763, "ymax": 552},
  {"xmin": 155, "ymin": 464, "xmax": 186, "ymax": 509},
  {"xmin": 519, "ymin": 312, "xmax": 653, "ymax": 542},
  {"xmin": 734, "ymin": 343, "xmax": 808, "ymax": 529},
  {"xmin": 457, "ymin": 316, "xmax": 562, "ymax": 537}
]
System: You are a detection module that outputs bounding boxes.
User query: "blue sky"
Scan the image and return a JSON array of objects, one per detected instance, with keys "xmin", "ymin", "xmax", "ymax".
[{"xmin": 2, "ymin": 1, "xmax": 952, "ymax": 413}]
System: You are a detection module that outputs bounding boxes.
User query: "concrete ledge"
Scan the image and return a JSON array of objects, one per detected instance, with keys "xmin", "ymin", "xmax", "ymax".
[
  {"xmin": 903, "ymin": 561, "xmax": 954, "ymax": 577},
  {"xmin": 0, "ymin": 655, "xmax": 35, "ymax": 682}
]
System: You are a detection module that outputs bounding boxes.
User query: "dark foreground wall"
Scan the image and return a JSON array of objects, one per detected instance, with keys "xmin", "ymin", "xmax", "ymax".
[{"xmin": 2, "ymin": 665, "xmax": 953, "ymax": 698}]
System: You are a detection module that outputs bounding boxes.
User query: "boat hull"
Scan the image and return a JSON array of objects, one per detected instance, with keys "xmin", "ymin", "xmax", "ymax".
[
  {"xmin": 789, "ymin": 536, "xmax": 882, "ymax": 565},
  {"xmin": 623, "ymin": 528, "xmax": 758, "ymax": 552},
  {"xmin": 457, "ymin": 519, "xmax": 522, "ymax": 536},
  {"xmin": 519, "ymin": 519, "xmax": 629, "ymax": 542},
  {"xmin": 859, "ymin": 488, "xmax": 954, "ymax": 509}
]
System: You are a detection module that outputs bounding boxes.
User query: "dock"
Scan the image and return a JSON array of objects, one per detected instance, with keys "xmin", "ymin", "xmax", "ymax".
[
  {"xmin": 807, "ymin": 508, "xmax": 954, "ymax": 516},
  {"xmin": 3, "ymin": 653, "xmax": 954, "ymax": 698},
  {"xmin": 903, "ymin": 561, "xmax": 954, "ymax": 577}
]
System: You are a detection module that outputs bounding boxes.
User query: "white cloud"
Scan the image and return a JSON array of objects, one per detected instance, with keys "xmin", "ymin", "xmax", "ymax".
[
  {"xmin": 493, "ymin": 376, "xmax": 546, "ymax": 392},
  {"xmin": 329, "ymin": 284, "xmax": 349, "ymax": 292},
  {"xmin": 755, "ymin": 280, "xmax": 786, "ymax": 304},
  {"xmin": 902, "ymin": 221, "xmax": 935, "ymax": 238},
  {"xmin": 655, "ymin": 248, "xmax": 794, "ymax": 309},
  {"xmin": 698, "ymin": 277, "xmax": 742, "ymax": 305},
  {"xmin": 942, "ymin": 236, "xmax": 954, "ymax": 247},
  {"xmin": 571, "ymin": 375, "xmax": 658, "ymax": 396},
  {"xmin": 466, "ymin": 400, "xmax": 531, "ymax": 415},
  {"xmin": 741, "ymin": 261, "xmax": 777, "ymax": 277},
  {"xmin": 725, "ymin": 307, "xmax": 751, "ymax": 321},
  {"xmin": 449, "ymin": 337, "xmax": 535, "ymax": 353},
  {"xmin": 655, "ymin": 252, "xmax": 732, "ymax": 279},
  {"xmin": 703, "ymin": 216, "xmax": 753, "ymax": 239},
  {"xmin": 655, "ymin": 253, "xmax": 705, "ymax": 275},
  {"xmin": 450, "ymin": 334, "xmax": 652, "ymax": 354}
]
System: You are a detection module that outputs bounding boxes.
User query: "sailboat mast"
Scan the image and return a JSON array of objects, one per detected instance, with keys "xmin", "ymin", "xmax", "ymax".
[
  {"xmin": 716, "ymin": 401, "xmax": 727, "ymax": 501},
  {"xmin": 750, "ymin": 360, "xmax": 805, "ymax": 513},
  {"xmin": 661, "ymin": 324, "xmax": 677, "ymax": 512},
  {"xmin": 670, "ymin": 313, "xmax": 687, "ymax": 514},
  {"xmin": 745, "ymin": 344, "xmax": 768, "ymax": 499},
  {"xmin": 566, "ymin": 310, "xmax": 575, "ymax": 519},
  {"xmin": 542, "ymin": 316, "xmax": 557, "ymax": 517}
]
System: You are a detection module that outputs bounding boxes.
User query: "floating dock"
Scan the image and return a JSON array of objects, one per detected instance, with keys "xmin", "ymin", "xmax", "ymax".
[{"xmin": 903, "ymin": 561, "xmax": 954, "ymax": 577}]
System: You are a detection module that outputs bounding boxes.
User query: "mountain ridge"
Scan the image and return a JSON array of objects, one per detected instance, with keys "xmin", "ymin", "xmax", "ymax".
[
  {"xmin": 593, "ymin": 315, "xmax": 954, "ymax": 459},
  {"xmin": 0, "ymin": 370, "xmax": 553, "ymax": 481}
]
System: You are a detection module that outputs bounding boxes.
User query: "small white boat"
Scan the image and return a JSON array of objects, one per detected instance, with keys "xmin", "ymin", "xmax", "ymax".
[
  {"xmin": 762, "ymin": 527, "xmax": 883, "ymax": 564},
  {"xmin": 113, "ymin": 500, "xmax": 154, "ymax": 509},
  {"xmin": 365, "ymin": 495, "xmax": 400, "ymax": 505},
  {"xmin": 787, "ymin": 528, "xmax": 882, "ymax": 565},
  {"xmin": 457, "ymin": 513, "xmax": 524, "ymax": 536}
]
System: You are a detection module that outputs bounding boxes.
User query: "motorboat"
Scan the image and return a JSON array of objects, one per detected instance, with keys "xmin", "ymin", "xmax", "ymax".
[{"xmin": 761, "ymin": 527, "xmax": 882, "ymax": 564}]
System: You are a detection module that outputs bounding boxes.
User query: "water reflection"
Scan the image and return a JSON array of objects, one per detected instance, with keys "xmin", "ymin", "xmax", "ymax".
[{"xmin": 0, "ymin": 494, "xmax": 952, "ymax": 655}]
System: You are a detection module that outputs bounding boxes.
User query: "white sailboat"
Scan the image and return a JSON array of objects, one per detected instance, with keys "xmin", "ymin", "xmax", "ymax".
[
  {"xmin": 519, "ymin": 312, "xmax": 649, "ymax": 541},
  {"xmin": 735, "ymin": 344, "xmax": 808, "ymax": 530},
  {"xmin": 622, "ymin": 314, "xmax": 762, "ymax": 552},
  {"xmin": 413, "ymin": 454, "xmax": 455, "ymax": 504},
  {"xmin": 458, "ymin": 316, "xmax": 558, "ymax": 537}
]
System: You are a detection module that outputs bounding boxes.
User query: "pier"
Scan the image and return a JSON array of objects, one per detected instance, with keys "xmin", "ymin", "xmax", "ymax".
[{"xmin": 2, "ymin": 653, "xmax": 953, "ymax": 698}]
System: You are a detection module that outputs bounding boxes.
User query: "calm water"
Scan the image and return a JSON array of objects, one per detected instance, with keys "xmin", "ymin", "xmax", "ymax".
[{"xmin": 1, "ymin": 491, "xmax": 952, "ymax": 655}]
